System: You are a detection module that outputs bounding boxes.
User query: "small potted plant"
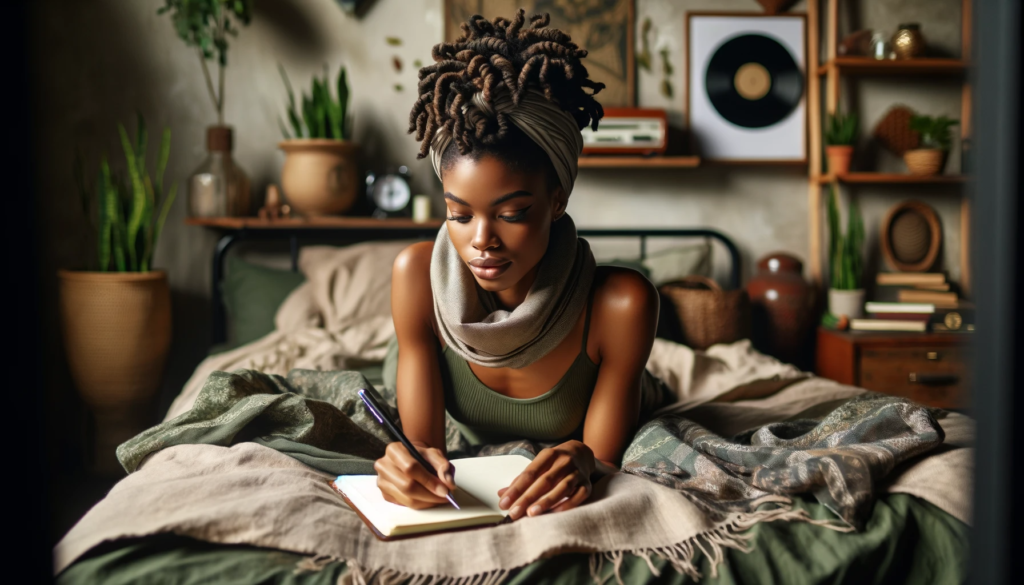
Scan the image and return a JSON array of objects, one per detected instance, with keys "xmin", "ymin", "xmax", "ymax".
[
  {"xmin": 61, "ymin": 115, "xmax": 177, "ymax": 474},
  {"xmin": 826, "ymin": 185, "xmax": 865, "ymax": 319},
  {"xmin": 905, "ymin": 114, "xmax": 959, "ymax": 176},
  {"xmin": 825, "ymin": 111, "xmax": 858, "ymax": 176},
  {"xmin": 278, "ymin": 64, "xmax": 359, "ymax": 216},
  {"xmin": 157, "ymin": 0, "xmax": 253, "ymax": 217}
]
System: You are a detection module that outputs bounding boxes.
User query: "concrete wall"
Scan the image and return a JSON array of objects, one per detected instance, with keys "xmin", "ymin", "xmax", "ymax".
[{"xmin": 31, "ymin": 0, "xmax": 965, "ymax": 443}]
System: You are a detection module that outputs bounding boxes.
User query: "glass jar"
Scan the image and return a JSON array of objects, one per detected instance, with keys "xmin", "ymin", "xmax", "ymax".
[
  {"xmin": 892, "ymin": 23, "xmax": 926, "ymax": 60},
  {"xmin": 870, "ymin": 32, "xmax": 891, "ymax": 60},
  {"xmin": 188, "ymin": 126, "xmax": 252, "ymax": 217}
]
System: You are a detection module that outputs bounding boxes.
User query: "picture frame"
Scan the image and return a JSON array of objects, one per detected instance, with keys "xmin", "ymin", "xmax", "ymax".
[
  {"xmin": 443, "ymin": 0, "xmax": 635, "ymax": 107},
  {"xmin": 685, "ymin": 12, "xmax": 807, "ymax": 164}
]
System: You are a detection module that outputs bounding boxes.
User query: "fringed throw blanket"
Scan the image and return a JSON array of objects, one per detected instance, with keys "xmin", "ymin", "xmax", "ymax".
[{"xmin": 60, "ymin": 368, "xmax": 947, "ymax": 582}]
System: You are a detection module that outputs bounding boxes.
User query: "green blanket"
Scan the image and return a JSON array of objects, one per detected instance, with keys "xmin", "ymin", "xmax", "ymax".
[
  {"xmin": 59, "ymin": 493, "xmax": 967, "ymax": 585},
  {"xmin": 119, "ymin": 366, "xmax": 944, "ymax": 531}
]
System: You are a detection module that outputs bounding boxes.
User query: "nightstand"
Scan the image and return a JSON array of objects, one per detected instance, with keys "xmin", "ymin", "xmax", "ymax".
[{"xmin": 816, "ymin": 327, "xmax": 972, "ymax": 409}]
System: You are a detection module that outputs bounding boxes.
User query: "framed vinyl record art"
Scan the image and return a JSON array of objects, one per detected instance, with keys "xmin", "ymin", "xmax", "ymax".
[{"xmin": 686, "ymin": 13, "xmax": 806, "ymax": 163}]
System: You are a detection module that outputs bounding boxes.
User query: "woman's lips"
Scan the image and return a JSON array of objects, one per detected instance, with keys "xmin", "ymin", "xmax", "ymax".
[{"xmin": 468, "ymin": 258, "xmax": 511, "ymax": 280}]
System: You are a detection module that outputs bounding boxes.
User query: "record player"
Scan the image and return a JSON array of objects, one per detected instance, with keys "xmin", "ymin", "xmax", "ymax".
[{"xmin": 581, "ymin": 108, "xmax": 669, "ymax": 155}]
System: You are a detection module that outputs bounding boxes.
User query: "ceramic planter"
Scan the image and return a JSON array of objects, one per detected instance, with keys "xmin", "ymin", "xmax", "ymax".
[
  {"xmin": 279, "ymin": 139, "xmax": 360, "ymax": 216},
  {"xmin": 58, "ymin": 270, "xmax": 171, "ymax": 474},
  {"xmin": 825, "ymin": 145, "xmax": 854, "ymax": 176},
  {"xmin": 828, "ymin": 288, "xmax": 865, "ymax": 319},
  {"xmin": 903, "ymin": 148, "xmax": 946, "ymax": 176}
]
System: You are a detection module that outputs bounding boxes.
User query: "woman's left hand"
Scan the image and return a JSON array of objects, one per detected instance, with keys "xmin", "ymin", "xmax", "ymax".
[{"xmin": 497, "ymin": 440, "xmax": 595, "ymax": 520}]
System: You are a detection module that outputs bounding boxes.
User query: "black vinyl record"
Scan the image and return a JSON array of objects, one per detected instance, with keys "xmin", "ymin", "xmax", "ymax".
[{"xmin": 705, "ymin": 33, "xmax": 803, "ymax": 129}]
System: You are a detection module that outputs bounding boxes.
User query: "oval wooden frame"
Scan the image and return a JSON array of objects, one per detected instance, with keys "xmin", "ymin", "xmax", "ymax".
[{"xmin": 880, "ymin": 200, "xmax": 942, "ymax": 272}]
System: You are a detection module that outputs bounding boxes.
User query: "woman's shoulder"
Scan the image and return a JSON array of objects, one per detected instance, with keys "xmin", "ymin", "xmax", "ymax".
[
  {"xmin": 591, "ymin": 265, "xmax": 659, "ymax": 322},
  {"xmin": 392, "ymin": 242, "xmax": 436, "ymax": 327},
  {"xmin": 393, "ymin": 241, "xmax": 434, "ymax": 285}
]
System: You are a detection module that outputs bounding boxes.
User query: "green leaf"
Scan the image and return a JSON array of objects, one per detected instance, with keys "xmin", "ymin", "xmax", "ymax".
[
  {"xmin": 97, "ymin": 158, "xmax": 113, "ymax": 271},
  {"xmin": 152, "ymin": 183, "xmax": 177, "ymax": 266},
  {"xmin": 118, "ymin": 123, "xmax": 146, "ymax": 272},
  {"xmin": 337, "ymin": 67, "xmax": 349, "ymax": 139},
  {"xmin": 386, "ymin": 36, "xmax": 402, "ymax": 46},
  {"xmin": 155, "ymin": 128, "xmax": 171, "ymax": 200},
  {"xmin": 109, "ymin": 177, "xmax": 127, "ymax": 272}
]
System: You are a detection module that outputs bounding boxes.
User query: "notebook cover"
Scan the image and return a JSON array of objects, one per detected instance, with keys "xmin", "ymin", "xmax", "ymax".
[{"xmin": 329, "ymin": 479, "xmax": 510, "ymax": 542}]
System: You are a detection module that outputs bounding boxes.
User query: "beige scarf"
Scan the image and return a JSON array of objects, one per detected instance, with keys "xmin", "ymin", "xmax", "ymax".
[{"xmin": 430, "ymin": 214, "xmax": 595, "ymax": 369}]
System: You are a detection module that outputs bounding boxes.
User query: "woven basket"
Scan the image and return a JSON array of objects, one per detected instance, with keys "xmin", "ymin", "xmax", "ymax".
[
  {"xmin": 903, "ymin": 148, "xmax": 946, "ymax": 176},
  {"xmin": 58, "ymin": 270, "xmax": 171, "ymax": 474},
  {"xmin": 659, "ymin": 276, "xmax": 750, "ymax": 351}
]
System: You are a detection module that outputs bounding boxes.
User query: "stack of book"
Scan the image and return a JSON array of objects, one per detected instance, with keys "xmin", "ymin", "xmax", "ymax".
[{"xmin": 848, "ymin": 273, "xmax": 972, "ymax": 332}]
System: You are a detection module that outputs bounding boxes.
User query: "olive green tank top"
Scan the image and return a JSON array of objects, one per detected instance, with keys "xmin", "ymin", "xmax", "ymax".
[{"xmin": 440, "ymin": 296, "xmax": 599, "ymax": 446}]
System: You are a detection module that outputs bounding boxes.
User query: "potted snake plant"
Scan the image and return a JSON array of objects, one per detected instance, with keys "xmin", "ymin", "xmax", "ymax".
[
  {"xmin": 826, "ymin": 185, "xmax": 865, "ymax": 319},
  {"xmin": 277, "ymin": 64, "xmax": 359, "ymax": 216},
  {"xmin": 825, "ymin": 111, "xmax": 857, "ymax": 176},
  {"xmin": 905, "ymin": 114, "xmax": 959, "ymax": 176},
  {"xmin": 61, "ymin": 115, "xmax": 177, "ymax": 474}
]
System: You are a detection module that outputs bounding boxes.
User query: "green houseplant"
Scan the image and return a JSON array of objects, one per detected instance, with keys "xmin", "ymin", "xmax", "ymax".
[
  {"xmin": 59, "ymin": 115, "xmax": 177, "ymax": 474},
  {"xmin": 826, "ymin": 185, "xmax": 866, "ymax": 319},
  {"xmin": 277, "ymin": 64, "xmax": 360, "ymax": 216},
  {"xmin": 904, "ymin": 114, "xmax": 959, "ymax": 176},
  {"xmin": 157, "ymin": 0, "xmax": 253, "ymax": 217},
  {"xmin": 825, "ymin": 112, "xmax": 858, "ymax": 176}
]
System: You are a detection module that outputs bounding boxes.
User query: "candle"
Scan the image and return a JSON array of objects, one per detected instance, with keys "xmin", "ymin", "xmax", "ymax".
[{"xmin": 412, "ymin": 195, "xmax": 432, "ymax": 222}]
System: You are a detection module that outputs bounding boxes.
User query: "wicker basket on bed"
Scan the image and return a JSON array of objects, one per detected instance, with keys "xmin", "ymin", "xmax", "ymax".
[{"xmin": 659, "ymin": 275, "xmax": 750, "ymax": 350}]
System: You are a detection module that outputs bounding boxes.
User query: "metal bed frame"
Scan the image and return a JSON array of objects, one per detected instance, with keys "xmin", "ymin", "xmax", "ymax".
[{"xmin": 208, "ymin": 225, "xmax": 741, "ymax": 345}]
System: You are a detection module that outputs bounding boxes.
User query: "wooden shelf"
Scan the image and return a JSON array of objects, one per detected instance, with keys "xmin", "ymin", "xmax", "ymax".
[
  {"xmin": 186, "ymin": 216, "xmax": 444, "ymax": 230},
  {"xmin": 815, "ymin": 173, "xmax": 970, "ymax": 184},
  {"xmin": 816, "ymin": 57, "xmax": 968, "ymax": 76},
  {"xmin": 578, "ymin": 155, "xmax": 701, "ymax": 169}
]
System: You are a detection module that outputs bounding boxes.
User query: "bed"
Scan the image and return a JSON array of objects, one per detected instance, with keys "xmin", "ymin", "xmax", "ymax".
[{"xmin": 54, "ymin": 225, "xmax": 972, "ymax": 584}]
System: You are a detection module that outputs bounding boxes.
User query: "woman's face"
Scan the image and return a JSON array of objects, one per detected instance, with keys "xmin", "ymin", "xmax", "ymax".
[{"xmin": 442, "ymin": 155, "xmax": 565, "ymax": 297}]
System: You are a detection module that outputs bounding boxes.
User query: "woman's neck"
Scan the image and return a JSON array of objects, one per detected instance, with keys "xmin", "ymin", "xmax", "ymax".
[{"xmin": 494, "ymin": 263, "xmax": 540, "ymax": 310}]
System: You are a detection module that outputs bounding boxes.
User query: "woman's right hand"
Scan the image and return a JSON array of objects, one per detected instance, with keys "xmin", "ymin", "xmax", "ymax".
[{"xmin": 374, "ymin": 441, "xmax": 457, "ymax": 509}]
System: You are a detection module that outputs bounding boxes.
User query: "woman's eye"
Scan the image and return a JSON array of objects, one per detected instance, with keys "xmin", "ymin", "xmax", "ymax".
[
  {"xmin": 446, "ymin": 214, "xmax": 472, "ymax": 224},
  {"xmin": 499, "ymin": 207, "xmax": 530, "ymax": 222}
]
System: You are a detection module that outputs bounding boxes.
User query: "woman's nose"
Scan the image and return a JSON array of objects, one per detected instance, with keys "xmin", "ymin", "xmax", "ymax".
[{"xmin": 471, "ymin": 219, "xmax": 499, "ymax": 251}]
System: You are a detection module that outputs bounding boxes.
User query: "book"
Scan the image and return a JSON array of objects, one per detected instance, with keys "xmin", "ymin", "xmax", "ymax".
[
  {"xmin": 865, "ymin": 302, "xmax": 936, "ymax": 314},
  {"xmin": 332, "ymin": 454, "xmax": 532, "ymax": 540},
  {"xmin": 897, "ymin": 289, "xmax": 959, "ymax": 307},
  {"xmin": 913, "ymin": 283, "xmax": 951, "ymax": 291},
  {"xmin": 876, "ymin": 273, "xmax": 946, "ymax": 286},
  {"xmin": 850, "ymin": 318, "xmax": 928, "ymax": 332}
]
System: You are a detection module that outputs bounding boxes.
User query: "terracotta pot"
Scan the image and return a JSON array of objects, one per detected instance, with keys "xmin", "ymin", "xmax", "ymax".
[
  {"xmin": 828, "ymin": 288, "xmax": 865, "ymax": 319},
  {"xmin": 747, "ymin": 253, "xmax": 815, "ymax": 364},
  {"xmin": 903, "ymin": 148, "xmax": 946, "ymax": 176},
  {"xmin": 279, "ymin": 139, "xmax": 360, "ymax": 216},
  {"xmin": 825, "ymin": 145, "xmax": 854, "ymax": 176},
  {"xmin": 58, "ymin": 270, "xmax": 171, "ymax": 474}
]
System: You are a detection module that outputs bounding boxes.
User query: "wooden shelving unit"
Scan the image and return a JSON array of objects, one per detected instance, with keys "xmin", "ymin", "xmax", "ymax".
[
  {"xmin": 816, "ymin": 56, "xmax": 968, "ymax": 76},
  {"xmin": 577, "ymin": 155, "xmax": 701, "ymax": 169},
  {"xmin": 815, "ymin": 173, "xmax": 970, "ymax": 184},
  {"xmin": 807, "ymin": 0, "xmax": 972, "ymax": 296}
]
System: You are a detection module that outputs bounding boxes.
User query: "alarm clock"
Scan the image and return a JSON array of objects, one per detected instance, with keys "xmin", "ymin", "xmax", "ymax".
[{"xmin": 367, "ymin": 166, "xmax": 413, "ymax": 218}]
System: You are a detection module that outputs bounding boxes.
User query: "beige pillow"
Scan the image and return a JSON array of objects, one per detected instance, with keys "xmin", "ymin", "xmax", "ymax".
[{"xmin": 641, "ymin": 241, "xmax": 712, "ymax": 285}]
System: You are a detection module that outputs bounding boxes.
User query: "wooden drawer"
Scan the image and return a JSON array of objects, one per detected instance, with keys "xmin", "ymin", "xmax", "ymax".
[{"xmin": 859, "ymin": 346, "xmax": 970, "ymax": 409}]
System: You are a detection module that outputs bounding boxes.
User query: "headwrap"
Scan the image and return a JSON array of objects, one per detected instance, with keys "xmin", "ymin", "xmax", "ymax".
[
  {"xmin": 428, "ymin": 88, "xmax": 585, "ymax": 196},
  {"xmin": 427, "ymin": 88, "xmax": 593, "ymax": 369}
]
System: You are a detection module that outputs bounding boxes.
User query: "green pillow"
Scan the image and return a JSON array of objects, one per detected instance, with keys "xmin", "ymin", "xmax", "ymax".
[{"xmin": 222, "ymin": 256, "xmax": 306, "ymax": 348}]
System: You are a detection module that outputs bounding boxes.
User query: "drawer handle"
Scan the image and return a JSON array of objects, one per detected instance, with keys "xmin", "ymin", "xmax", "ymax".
[
  {"xmin": 909, "ymin": 372, "xmax": 959, "ymax": 385},
  {"xmin": 927, "ymin": 351, "xmax": 940, "ymax": 361}
]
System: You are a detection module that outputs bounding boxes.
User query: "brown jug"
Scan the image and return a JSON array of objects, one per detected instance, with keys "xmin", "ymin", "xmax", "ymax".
[{"xmin": 746, "ymin": 253, "xmax": 815, "ymax": 366}]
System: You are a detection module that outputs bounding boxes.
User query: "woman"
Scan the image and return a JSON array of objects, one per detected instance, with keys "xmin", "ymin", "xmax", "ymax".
[{"xmin": 375, "ymin": 10, "xmax": 661, "ymax": 521}]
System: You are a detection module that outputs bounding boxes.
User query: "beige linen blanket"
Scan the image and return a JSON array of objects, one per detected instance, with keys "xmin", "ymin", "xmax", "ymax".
[{"xmin": 56, "ymin": 374, "xmax": 972, "ymax": 582}]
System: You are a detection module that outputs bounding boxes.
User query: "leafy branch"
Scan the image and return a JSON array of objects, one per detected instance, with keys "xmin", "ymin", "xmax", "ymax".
[{"xmin": 157, "ymin": 0, "xmax": 253, "ymax": 125}]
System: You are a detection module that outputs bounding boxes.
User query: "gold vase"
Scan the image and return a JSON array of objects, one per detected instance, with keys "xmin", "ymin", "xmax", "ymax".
[{"xmin": 892, "ymin": 24, "xmax": 926, "ymax": 59}]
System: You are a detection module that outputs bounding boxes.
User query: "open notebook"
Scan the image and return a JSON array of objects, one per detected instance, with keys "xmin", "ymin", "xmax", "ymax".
[{"xmin": 332, "ymin": 454, "xmax": 532, "ymax": 540}]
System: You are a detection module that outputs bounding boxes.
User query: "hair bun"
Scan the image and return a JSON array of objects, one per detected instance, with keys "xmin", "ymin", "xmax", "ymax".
[{"xmin": 409, "ymin": 9, "xmax": 604, "ymax": 159}]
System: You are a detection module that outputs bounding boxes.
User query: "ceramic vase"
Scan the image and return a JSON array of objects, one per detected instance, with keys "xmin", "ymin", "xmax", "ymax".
[
  {"xmin": 279, "ymin": 140, "xmax": 360, "ymax": 216},
  {"xmin": 188, "ymin": 126, "xmax": 252, "ymax": 217},
  {"xmin": 747, "ymin": 253, "xmax": 814, "ymax": 364},
  {"xmin": 57, "ymin": 270, "xmax": 172, "ymax": 475}
]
